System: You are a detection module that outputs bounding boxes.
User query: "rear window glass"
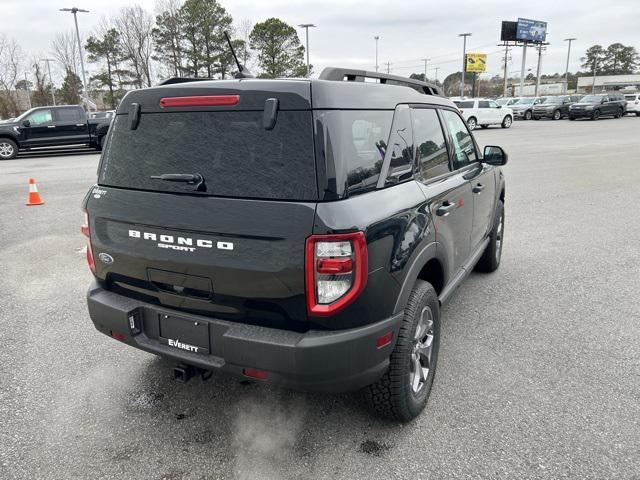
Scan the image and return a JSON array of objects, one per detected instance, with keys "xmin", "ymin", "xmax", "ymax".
[
  {"xmin": 56, "ymin": 108, "xmax": 84, "ymax": 122},
  {"xmin": 99, "ymin": 111, "xmax": 317, "ymax": 200}
]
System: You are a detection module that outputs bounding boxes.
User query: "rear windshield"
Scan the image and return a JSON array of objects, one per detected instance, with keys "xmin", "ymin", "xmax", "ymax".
[{"xmin": 99, "ymin": 111, "xmax": 317, "ymax": 200}]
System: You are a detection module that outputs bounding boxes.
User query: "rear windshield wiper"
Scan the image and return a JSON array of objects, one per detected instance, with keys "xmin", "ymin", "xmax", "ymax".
[{"xmin": 150, "ymin": 173, "xmax": 206, "ymax": 192}]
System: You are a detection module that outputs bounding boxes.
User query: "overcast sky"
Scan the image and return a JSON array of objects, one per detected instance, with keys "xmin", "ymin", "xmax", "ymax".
[{"xmin": 3, "ymin": 0, "xmax": 638, "ymax": 84}]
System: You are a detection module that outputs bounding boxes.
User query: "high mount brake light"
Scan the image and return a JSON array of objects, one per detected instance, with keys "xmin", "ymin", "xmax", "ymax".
[
  {"xmin": 159, "ymin": 95, "xmax": 240, "ymax": 108},
  {"xmin": 81, "ymin": 210, "xmax": 96, "ymax": 274},
  {"xmin": 305, "ymin": 232, "xmax": 368, "ymax": 316}
]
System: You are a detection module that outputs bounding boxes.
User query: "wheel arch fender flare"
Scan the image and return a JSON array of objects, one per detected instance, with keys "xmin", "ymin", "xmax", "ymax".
[
  {"xmin": 393, "ymin": 242, "xmax": 448, "ymax": 315},
  {"xmin": 0, "ymin": 133, "xmax": 20, "ymax": 145}
]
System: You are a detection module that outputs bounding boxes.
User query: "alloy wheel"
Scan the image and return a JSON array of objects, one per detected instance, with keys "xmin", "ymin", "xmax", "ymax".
[
  {"xmin": 410, "ymin": 306, "xmax": 435, "ymax": 394},
  {"xmin": 0, "ymin": 142, "xmax": 14, "ymax": 159},
  {"xmin": 495, "ymin": 212, "xmax": 504, "ymax": 263},
  {"xmin": 467, "ymin": 118, "xmax": 476, "ymax": 130}
]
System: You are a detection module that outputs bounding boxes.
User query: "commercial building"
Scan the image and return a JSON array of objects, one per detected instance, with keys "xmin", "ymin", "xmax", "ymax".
[{"xmin": 577, "ymin": 74, "xmax": 640, "ymax": 94}]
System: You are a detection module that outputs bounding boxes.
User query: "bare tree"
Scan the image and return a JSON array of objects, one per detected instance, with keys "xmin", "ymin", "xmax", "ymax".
[
  {"xmin": 52, "ymin": 31, "xmax": 80, "ymax": 76},
  {"xmin": 0, "ymin": 34, "xmax": 23, "ymax": 117},
  {"xmin": 115, "ymin": 6, "xmax": 154, "ymax": 88},
  {"xmin": 237, "ymin": 18, "xmax": 253, "ymax": 67}
]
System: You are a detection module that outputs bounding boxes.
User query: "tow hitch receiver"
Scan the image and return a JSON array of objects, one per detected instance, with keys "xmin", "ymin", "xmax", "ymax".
[{"xmin": 173, "ymin": 364, "xmax": 198, "ymax": 383}]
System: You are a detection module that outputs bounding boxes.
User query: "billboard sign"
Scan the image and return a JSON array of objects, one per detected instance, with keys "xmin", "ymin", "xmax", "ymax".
[
  {"xmin": 516, "ymin": 18, "xmax": 547, "ymax": 43},
  {"xmin": 465, "ymin": 53, "xmax": 487, "ymax": 73}
]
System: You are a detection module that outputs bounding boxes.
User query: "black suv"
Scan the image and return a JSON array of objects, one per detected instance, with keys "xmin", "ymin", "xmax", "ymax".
[
  {"xmin": 569, "ymin": 93, "xmax": 626, "ymax": 120},
  {"xmin": 532, "ymin": 95, "xmax": 582, "ymax": 120},
  {"xmin": 83, "ymin": 68, "xmax": 507, "ymax": 421}
]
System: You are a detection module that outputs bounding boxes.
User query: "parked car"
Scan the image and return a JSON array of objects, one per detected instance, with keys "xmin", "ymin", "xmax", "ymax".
[
  {"xmin": 83, "ymin": 68, "xmax": 508, "ymax": 422},
  {"xmin": 496, "ymin": 97, "xmax": 521, "ymax": 106},
  {"xmin": 0, "ymin": 105, "xmax": 112, "ymax": 160},
  {"xmin": 624, "ymin": 93, "xmax": 640, "ymax": 116},
  {"xmin": 509, "ymin": 97, "xmax": 543, "ymax": 120},
  {"xmin": 568, "ymin": 93, "xmax": 626, "ymax": 120},
  {"xmin": 532, "ymin": 95, "xmax": 583, "ymax": 120},
  {"xmin": 453, "ymin": 98, "xmax": 513, "ymax": 130}
]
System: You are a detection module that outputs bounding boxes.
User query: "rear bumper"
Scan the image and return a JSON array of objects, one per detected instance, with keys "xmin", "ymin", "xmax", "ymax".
[{"xmin": 86, "ymin": 282, "xmax": 402, "ymax": 393}]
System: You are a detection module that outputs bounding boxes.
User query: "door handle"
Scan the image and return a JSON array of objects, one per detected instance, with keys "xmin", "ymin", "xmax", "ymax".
[
  {"xmin": 473, "ymin": 183, "xmax": 484, "ymax": 193},
  {"xmin": 436, "ymin": 202, "xmax": 456, "ymax": 217},
  {"xmin": 47, "ymin": 125, "xmax": 56, "ymax": 129}
]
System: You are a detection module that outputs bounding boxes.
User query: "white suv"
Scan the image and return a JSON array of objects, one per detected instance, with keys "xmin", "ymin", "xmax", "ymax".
[
  {"xmin": 453, "ymin": 98, "xmax": 513, "ymax": 130},
  {"xmin": 624, "ymin": 93, "xmax": 640, "ymax": 116}
]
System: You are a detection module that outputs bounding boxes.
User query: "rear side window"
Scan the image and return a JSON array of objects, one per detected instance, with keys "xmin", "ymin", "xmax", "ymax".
[
  {"xmin": 56, "ymin": 108, "xmax": 84, "ymax": 122},
  {"xmin": 412, "ymin": 108, "xmax": 450, "ymax": 180},
  {"xmin": 624, "ymin": 95, "xmax": 636, "ymax": 100},
  {"xmin": 99, "ymin": 111, "xmax": 317, "ymax": 200},
  {"xmin": 478, "ymin": 101, "xmax": 490, "ymax": 108},
  {"xmin": 315, "ymin": 110, "xmax": 392, "ymax": 196},
  {"xmin": 454, "ymin": 101, "xmax": 474, "ymax": 109}
]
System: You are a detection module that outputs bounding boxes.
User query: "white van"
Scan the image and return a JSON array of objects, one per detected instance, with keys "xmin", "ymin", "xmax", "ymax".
[{"xmin": 453, "ymin": 98, "xmax": 514, "ymax": 130}]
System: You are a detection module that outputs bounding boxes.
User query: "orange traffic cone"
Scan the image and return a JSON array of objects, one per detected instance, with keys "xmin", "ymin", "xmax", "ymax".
[{"xmin": 26, "ymin": 178, "xmax": 45, "ymax": 206}]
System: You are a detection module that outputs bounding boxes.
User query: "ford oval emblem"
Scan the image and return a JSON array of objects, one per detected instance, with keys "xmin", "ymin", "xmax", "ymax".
[{"xmin": 98, "ymin": 253, "xmax": 114, "ymax": 265}]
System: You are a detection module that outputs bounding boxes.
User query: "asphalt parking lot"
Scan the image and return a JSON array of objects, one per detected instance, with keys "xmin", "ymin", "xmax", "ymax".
[{"xmin": 1, "ymin": 117, "xmax": 639, "ymax": 480}]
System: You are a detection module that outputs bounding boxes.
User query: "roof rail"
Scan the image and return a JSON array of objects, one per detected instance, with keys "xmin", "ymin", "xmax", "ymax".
[
  {"xmin": 159, "ymin": 77, "xmax": 215, "ymax": 86},
  {"xmin": 318, "ymin": 67, "xmax": 443, "ymax": 96}
]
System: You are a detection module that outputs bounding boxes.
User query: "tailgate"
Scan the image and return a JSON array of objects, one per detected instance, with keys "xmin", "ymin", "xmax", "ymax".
[{"xmin": 86, "ymin": 188, "xmax": 316, "ymax": 328}]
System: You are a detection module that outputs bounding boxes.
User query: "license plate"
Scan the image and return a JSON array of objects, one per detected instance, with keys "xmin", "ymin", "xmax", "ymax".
[{"xmin": 159, "ymin": 314, "xmax": 210, "ymax": 355}]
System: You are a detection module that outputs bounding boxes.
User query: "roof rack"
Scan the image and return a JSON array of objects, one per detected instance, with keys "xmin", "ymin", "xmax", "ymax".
[
  {"xmin": 159, "ymin": 77, "xmax": 215, "ymax": 86},
  {"xmin": 318, "ymin": 67, "xmax": 443, "ymax": 96}
]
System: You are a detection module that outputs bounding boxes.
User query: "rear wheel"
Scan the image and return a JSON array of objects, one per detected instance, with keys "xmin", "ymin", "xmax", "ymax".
[
  {"xmin": 636, "ymin": 112, "xmax": 640, "ymax": 117},
  {"xmin": 615, "ymin": 108, "xmax": 624, "ymax": 118},
  {"xmin": 0, "ymin": 138, "xmax": 18, "ymax": 160},
  {"xmin": 524, "ymin": 110, "xmax": 532, "ymax": 120},
  {"xmin": 501, "ymin": 115, "xmax": 512, "ymax": 128},
  {"xmin": 365, "ymin": 280, "xmax": 440, "ymax": 422},
  {"xmin": 591, "ymin": 109, "xmax": 600, "ymax": 120},
  {"xmin": 475, "ymin": 200, "xmax": 504, "ymax": 273},
  {"xmin": 553, "ymin": 109, "xmax": 562, "ymax": 120},
  {"xmin": 467, "ymin": 117, "xmax": 477, "ymax": 131},
  {"xmin": 569, "ymin": 115, "xmax": 576, "ymax": 120}
]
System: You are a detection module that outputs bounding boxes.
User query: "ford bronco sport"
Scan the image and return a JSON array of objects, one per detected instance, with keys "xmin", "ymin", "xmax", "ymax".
[{"xmin": 83, "ymin": 67, "xmax": 507, "ymax": 421}]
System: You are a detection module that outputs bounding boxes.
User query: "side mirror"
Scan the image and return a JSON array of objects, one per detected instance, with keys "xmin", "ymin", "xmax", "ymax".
[
  {"xmin": 483, "ymin": 145, "xmax": 508, "ymax": 166},
  {"xmin": 22, "ymin": 119, "xmax": 31, "ymax": 127},
  {"xmin": 497, "ymin": 105, "xmax": 502, "ymax": 109}
]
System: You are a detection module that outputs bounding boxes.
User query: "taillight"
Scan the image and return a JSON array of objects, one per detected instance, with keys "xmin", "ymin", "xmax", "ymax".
[
  {"xmin": 159, "ymin": 95, "xmax": 240, "ymax": 108},
  {"xmin": 81, "ymin": 210, "xmax": 96, "ymax": 274},
  {"xmin": 305, "ymin": 232, "xmax": 368, "ymax": 316}
]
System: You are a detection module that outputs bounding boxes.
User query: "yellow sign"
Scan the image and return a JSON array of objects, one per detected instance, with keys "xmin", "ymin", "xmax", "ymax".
[{"xmin": 465, "ymin": 53, "xmax": 487, "ymax": 73}]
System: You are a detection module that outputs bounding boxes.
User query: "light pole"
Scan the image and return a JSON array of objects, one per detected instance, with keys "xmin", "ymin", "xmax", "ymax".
[
  {"xmin": 421, "ymin": 58, "xmax": 429, "ymax": 81},
  {"xmin": 40, "ymin": 58, "xmax": 57, "ymax": 105},
  {"xmin": 434, "ymin": 67, "xmax": 440, "ymax": 84},
  {"xmin": 534, "ymin": 45, "xmax": 544, "ymax": 97},
  {"xmin": 60, "ymin": 7, "xmax": 89, "ymax": 104},
  {"xmin": 563, "ymin": 38, "xmax": 576, "ymax": 94},
  {"xmin": 298, "ymin": 24, "xmax": 315, "ymax": 77},
  {"xmin": 374, "ymin": 36, "xmax": 379, "ymax": 72},
  {"xmin": 459, "ymin": 33, "xmax": 471, "ymax": 97},
  {"xmin": 519, "ymin": 42, "xmax": 528, "ymax": 97}
]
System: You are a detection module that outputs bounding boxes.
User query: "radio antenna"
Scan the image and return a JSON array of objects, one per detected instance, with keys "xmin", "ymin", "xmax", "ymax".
[{"xmin": 224, "ymin": 31, "xmax": 254, "ymax": 79}]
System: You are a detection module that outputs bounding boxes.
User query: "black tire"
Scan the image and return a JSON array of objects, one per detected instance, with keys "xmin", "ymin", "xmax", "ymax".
[
  {"xmin": 365, "ymin": 280, "xmax": 440, "ymax": 422},
  {"xmin": 569, "ymin": 116, "xmax": 576, "ymax": 121},
  {"xmin": 524, "ymin": 110, "xmax": 532, "ymax": 120},
  {"xmin": 533, "ymin": 116, "xmax": 540, "ymax": 120},
  {"xmin": 591, "ymin": 109, "xmax": 600, "ymax": 121},
  {"xmin": 615, "ymin": 108, "xmax": 624, "ymax": 119},
  {"xmin": 467, "ymin": 117, "xmax": 477, "ymax": 131},
  {"xmin": 636, "ymin": 112, "xmax": 640, "ymax": 117},
  {"xmin": 501, "ymin": 115, "xmax": 512, "ymax": 128},
  {"xmin": 553, "ymin": 109, "xmax": 562, "ymax": 120},
  {"xmin": 96, "ymin": 136, "xmax": 104, "ymax": 151},
  {"xmin": 0, "ymin": 138, "xmax": 18, "ymax": 160},
  {"xmin": 480, "ymin": 124, "xmax": 489, "ymax": 129},
  {"xmin": 475, "ymin": 200, "xmax": 504, "ymax": 273}
]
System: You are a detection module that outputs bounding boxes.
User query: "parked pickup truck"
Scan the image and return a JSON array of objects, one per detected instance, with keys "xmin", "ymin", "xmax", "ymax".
[{"xmin": 0, "ymin": 105, "xmax": 111, "ymax": 160}]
